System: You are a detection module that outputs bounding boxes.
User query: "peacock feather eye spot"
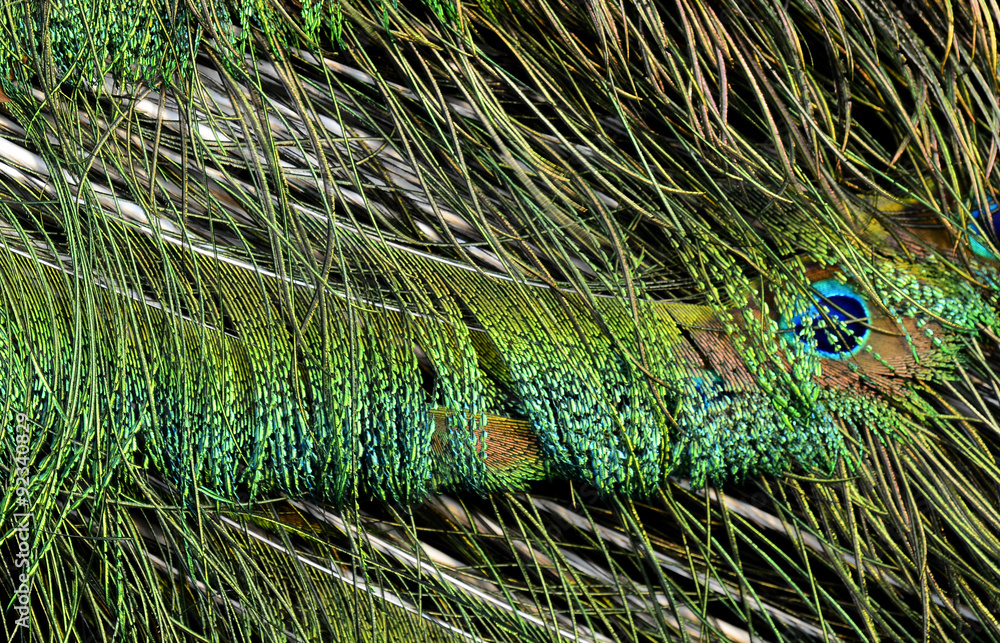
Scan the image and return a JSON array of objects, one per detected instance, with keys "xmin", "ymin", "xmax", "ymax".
[
  {"xmin": 782, "ymin": 280, "xmax": 871, "ymax": 360},
  {"xmin": 969, "ymin": 196, "xmax": 1000, "ymax": 259}
]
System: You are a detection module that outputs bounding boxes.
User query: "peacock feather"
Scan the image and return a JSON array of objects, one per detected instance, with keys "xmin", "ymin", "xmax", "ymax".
[{"xmin": 1, "ymin": 0, "xmax": 999, "ymax": 640}]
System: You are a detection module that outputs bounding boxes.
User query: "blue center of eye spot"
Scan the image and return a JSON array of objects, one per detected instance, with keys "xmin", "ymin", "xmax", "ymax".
[
  {"xmin": 781, "ymin": 280, "xmax": 871, "ymax": 359},
  {"xmin": 969, "ymin": 196, "xmax": 1000, "ymax": 259}
]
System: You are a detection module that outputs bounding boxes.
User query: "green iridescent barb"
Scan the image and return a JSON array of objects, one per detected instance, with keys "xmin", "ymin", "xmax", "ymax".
[{"xmin": 1, "ymin": 0, "xmax": 999, "ymax": 641}]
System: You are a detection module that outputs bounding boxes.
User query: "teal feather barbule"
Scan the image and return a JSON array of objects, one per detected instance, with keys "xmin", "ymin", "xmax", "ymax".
[
  {"xmin": 2, "ymin": 0, "xmax": 1000, "ymax": 640},
  {"xmin": 10, "ymin": 220, "xmax": 982, "ymax": 500},
  {"xmin": 1, "ymin": 127, "xmax": 993, "ymax": 499}
]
